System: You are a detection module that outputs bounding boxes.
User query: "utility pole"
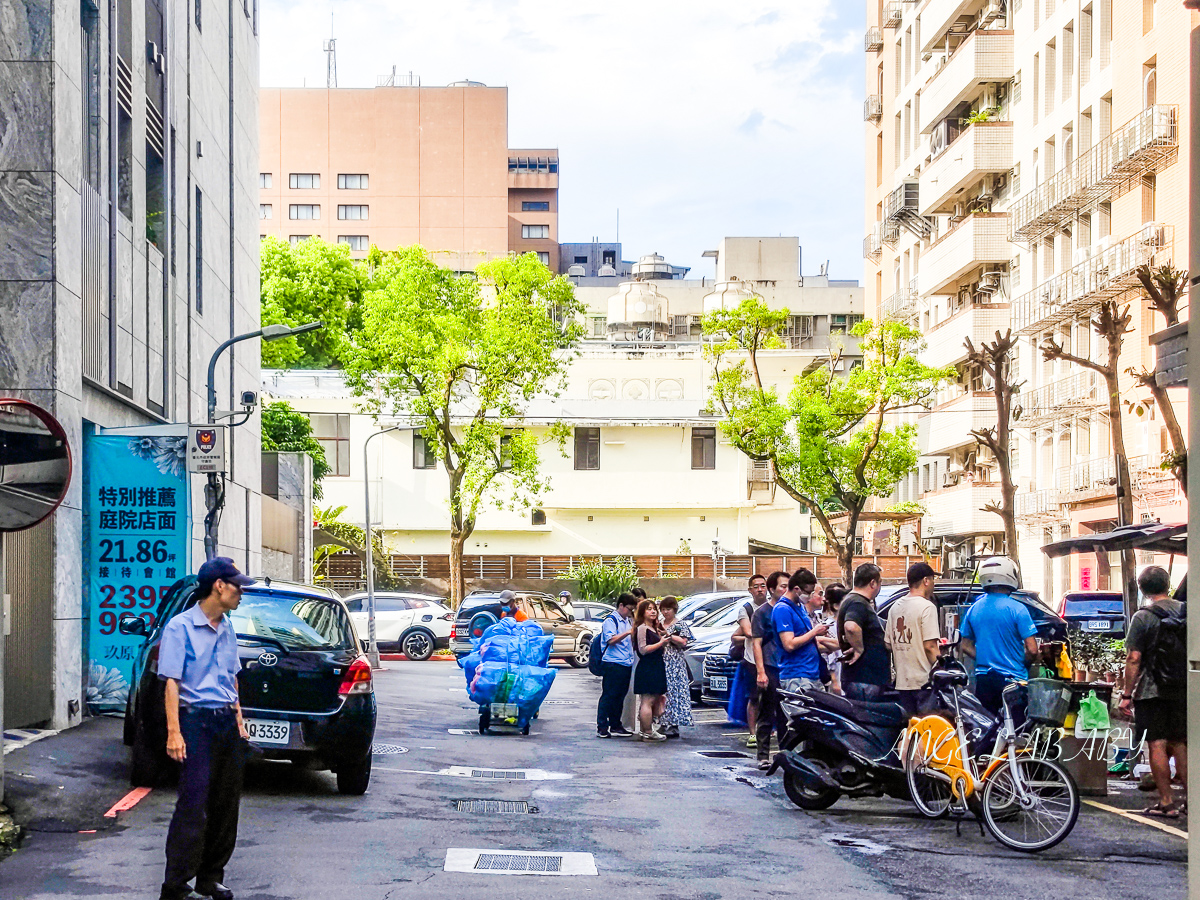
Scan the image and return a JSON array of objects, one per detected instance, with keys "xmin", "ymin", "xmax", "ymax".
[{"xmin": 363, "ymin": 426, "xmax": 401, "ymax": 668}]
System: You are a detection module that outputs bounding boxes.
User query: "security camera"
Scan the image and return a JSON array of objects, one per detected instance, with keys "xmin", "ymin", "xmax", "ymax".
[{"xmin": 240, "ymin": 390, "xmax": 258, "ymax": 409}]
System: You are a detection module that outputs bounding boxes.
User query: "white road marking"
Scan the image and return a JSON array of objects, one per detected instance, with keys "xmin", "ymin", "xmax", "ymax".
[{"xmin": 1083, "ymin": 799, "xmax": 1188, "ymax": 839}]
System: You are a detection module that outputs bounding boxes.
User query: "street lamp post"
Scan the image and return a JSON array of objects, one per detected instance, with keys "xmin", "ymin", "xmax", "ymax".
[
  {"xmin": 203, "ymin": 321, "xmax": 321, "ymax": 560},
  {"xmin": 363, "ymin": 426, "xmax": 401, "ymax": 668}
]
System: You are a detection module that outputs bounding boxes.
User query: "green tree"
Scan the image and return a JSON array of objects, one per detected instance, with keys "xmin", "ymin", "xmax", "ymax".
[
  {"xmin": 704, "ymin": 299, "xmax": 954, "ymax": 582},
  {"xmin": 312, "ymin": 504, "xmax": 395, "ymax": 588},
  {"xmin": 343, "ymin": 248, "xmax": 584, "ymax": 607},
  {"xmin": 260, "ymin": 400, "xmax": 332, "ymax": 499},
  {"xmin": 260, "ymin": 236, "xmax": 366, "ymax": 368}
]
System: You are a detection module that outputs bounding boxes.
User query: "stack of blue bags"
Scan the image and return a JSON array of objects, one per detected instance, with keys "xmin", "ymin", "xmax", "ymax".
[{"xmin": 458, "ymin": 618, "xmax": 556, "ymax": 728}]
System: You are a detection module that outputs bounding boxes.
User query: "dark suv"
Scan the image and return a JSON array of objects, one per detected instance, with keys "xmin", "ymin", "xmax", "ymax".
[
  {"xmin": 450, "ymin": 590, "xmax": 593, "ymax": 667},
  {"xmin": 120, "ymin": 577, "xmax": 377, "ymax": 794},
  {"xmin": 876, "ymin": 582, "xmax": 1067, "ymax": 643}
]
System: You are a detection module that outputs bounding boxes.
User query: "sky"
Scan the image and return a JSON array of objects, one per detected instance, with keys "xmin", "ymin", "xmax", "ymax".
[{"xmin": 259, "ymin": 0, "xmax": 867, "ymax": 283}]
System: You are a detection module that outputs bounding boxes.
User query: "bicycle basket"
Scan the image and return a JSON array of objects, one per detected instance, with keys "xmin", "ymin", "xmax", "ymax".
[{"xmin": 1024, "ymin": 678, "xmax": 1071, "ymax": 726}]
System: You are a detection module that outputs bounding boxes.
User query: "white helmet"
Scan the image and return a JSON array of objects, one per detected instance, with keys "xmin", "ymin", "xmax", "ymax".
[{"xmin": 978, "ymin": 557, "xmax": 1020, "ymax": 591}]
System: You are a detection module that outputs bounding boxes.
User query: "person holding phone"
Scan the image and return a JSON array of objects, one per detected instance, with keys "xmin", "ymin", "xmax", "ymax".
[
  {"xmin": 658, "ymin": 597, "xmax": 694, "ymax": 738},
  {"xmin": 633, "ymin": 599, "xmax": 670, "ymax": 742}
]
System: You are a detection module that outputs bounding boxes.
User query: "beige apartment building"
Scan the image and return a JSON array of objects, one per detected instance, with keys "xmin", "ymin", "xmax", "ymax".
[
  {"xmin": 259, "ymin": 84, "xmax": 559, "ymax": 270},
  {"xmin": 864, "ymin": 0, "xmax": 1191, "ymax": 594}
]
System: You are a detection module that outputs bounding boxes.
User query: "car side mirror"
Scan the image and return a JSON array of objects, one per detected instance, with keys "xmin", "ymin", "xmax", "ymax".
[
  {"xmin": 118, "ymin": 612, "xmax": 148, "ymax": 638},
  {"xmin": 568, "ymin": 614, "xmax": 575, "ymax": 622}
]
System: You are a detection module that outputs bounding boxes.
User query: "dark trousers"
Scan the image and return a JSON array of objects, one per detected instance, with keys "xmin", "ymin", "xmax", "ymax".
[
  {"xmin": 973, "ymin": 671, "xmax": 1012, "ymax": 716},
  {"xmin": 597, "ymin": 662, "xmax": 632, "ymax": 731},
  {"xmin": 843, "ymin": 681, "xmax": 889, "ymax": 703},
  {"xmin": 896, "ymin": 689, "xmax": 926, "ymax": 718},
  {"xmin": 754, "ymin": 667, "xmax": 785, "ymax": 760},
  {"xmin": 162, "ymin": 708, "xmax": 246, "ymax": 899}
]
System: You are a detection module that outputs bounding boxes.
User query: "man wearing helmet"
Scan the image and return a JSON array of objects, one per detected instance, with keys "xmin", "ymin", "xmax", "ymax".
[{"xmin": 958, "ymin": 557, "xmax": 1038, "ymax": 714}]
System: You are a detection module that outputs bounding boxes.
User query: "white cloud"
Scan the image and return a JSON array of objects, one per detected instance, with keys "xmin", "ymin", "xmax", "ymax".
[{"xmin": 259, "ymin": 0, "xmax": 865, "ymax": 281}]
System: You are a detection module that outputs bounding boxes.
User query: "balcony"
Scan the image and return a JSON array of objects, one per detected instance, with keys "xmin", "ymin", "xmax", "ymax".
[
  {"xmin": 1009, "ymin": 106, "xmax": 1178, "ymax": 243},
  {"xmin": 923, "ymin": 481, "xmax": 1003, "ymax": 538},
  {"xmin": 1018, "ymin": 370, "xmax": 1104, "ymax": 429},
  {"xmin": 919, "ymin": 122, "xmax": 1014, "ymax": 215},
  {"xmin": 1014, "ymin": 489, "xmax": 1063, "ymax": 520},
  {"xmin": 883, "ymin": 2, "xmax": 903, "ymax": 28},
  {"xmin": 882, "ymin": 289, "xmax": 920, "ymax": 322},
  {"xmin": 863, "ymin": 220, "xmax": 900, "ymax": 262},
  {"xmin": 920, "ymin": 390, "xmax": 997, "ymax": 456},
  {"xmin": 1010, "ymin": 224, "xmax": 1173, "ymax": 335},
  {"xmin": 923, "ymin": 301, "xmax": 1010, "ymax": 369},
  {"xmin": 864, "ymin": 94, "xmax": 883, "ymax": 123},
  {"xmin": 920, "ymin": 0, "xmax": 1006, "ymax": 54},
  {"xmin": 919, "ymin": 30, "xmax": 1015, "ymax": 134},
  {"xmin": 919, "ymin": 214, "xmax": 1011, "ymax": 295},
  {"xmin": 865, "ymin": 27, "xmax": 883, "ymax": 52}
]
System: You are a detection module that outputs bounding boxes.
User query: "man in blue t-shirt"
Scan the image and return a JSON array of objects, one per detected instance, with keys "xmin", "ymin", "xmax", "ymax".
[
  {"xmin": 959, "ymin": 557, "xmax": 1038, "ymax": 714},
  {"xmin": 773, "ymin": 570, "xmax": 829, "ymax": 694}
]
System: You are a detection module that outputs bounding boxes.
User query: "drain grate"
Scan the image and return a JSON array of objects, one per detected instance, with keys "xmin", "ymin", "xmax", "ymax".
[
  {"xmin": 475, "ymin": 853, "xmax": 563, "ymax": 873},
  {"xmin": 455, "ymin": 799, "xmax": 533, "ymax": 814},
  {"xmin": 696, "ymin": 750, "xmax": 750, "ymax": 759},
  {"xmin": 371, "ymin": 744, "xmax": 409, "ymax": 755},
  {"xmin": 471, "ymin": 769, "xmax": 527, "ymax": 779},
  {"xmin": 540, "ymin": 700, "xmax": 578, "ymax": 705}
]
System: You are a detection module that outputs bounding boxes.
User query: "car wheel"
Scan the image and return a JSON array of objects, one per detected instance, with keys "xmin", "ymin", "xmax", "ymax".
[
  {"xmin": 401, "ymin": 629, "xmax": 435, "ymax": 661},
  {"xmin": 568, "ymin": 636, "xmax": 591, "ymax": 668},
  {"xmin": 130, "ymin": 719, "xmax": 165, "ymax": 788},
  {"xmin": 336, "ymin": 753, "xmax": 372, "ymax": 795}
]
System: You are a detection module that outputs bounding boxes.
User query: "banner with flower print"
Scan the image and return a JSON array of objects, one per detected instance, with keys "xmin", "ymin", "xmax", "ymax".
[{"xmin": 84, "ymin": 432, "xmax": 190, "ymax": 714}]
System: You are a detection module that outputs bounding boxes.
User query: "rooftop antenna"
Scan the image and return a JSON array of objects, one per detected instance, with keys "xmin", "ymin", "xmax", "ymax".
[{"xmin": 323, "ymin": 14, "xmax": 337, "ymax": 88}]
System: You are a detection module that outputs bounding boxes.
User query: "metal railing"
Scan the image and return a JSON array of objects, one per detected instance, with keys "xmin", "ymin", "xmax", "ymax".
[
  {"xmin": 1014, "ymin": 489, "xmax": 1063, "ymax": 518},
  {"xmin": 1009, "ymin": 105, "xmax": 1178, "ymax": 243},
  {"xmin": 1010, "ymin": 224, "xmax": 1172, "ymax": 335},
  {"xmin": 1018, "ymin": 370, "xmax": 1104, "ymax": 428},
  {"xmin": 865, "ymin": 27, "xmax": 883, "ymax": 52},
  {"xmin": 883, "ymin": 1, "xmax": 903, "ymax": 27},
  {"xmin": 864, "ymin": 94, "xmax": 883, "ymax": 122},
  {"xmin": 882, "ymin": 290, "xmax": 919, "ymax": 321}
]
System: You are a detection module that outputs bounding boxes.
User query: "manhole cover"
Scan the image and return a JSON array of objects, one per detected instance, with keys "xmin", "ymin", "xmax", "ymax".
[
  {"xmin": 455, "ymin": 799, "xmax": 533, "ymax": 814},
  {"xmin": 372, "ymin": 744, "xmax": 409, "ymax": 755},
  {"xmin": 471, "ymin": 769, "xmax": 526, "ymax": 779},
  {"xmin": 696, "ymin": 750, "xmax": 750, "ymax": 759}
]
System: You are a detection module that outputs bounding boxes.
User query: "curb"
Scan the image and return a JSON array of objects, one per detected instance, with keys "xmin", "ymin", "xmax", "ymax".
[{"xmin": 379, "ymin": 653, "xmax": 458, "ymax": 662}]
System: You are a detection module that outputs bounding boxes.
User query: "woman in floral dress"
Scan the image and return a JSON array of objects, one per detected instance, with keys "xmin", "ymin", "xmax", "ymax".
[{"xmin": 658, "ymin": 596, "xmax": 694, "ymax": 737}]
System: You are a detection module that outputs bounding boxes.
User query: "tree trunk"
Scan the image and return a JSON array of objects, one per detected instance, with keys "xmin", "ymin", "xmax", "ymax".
[
  {"xmin": 835, "ymin": 539, "xmax": 854, "ymax": 586},
  {"xmin": 449, "ymin": 530, "xmax": 467, "ymax": 610},
  {"xmin": 1105, "ymin": 370, "xmax": 1138, "ymax": 622},
  {"xmin": 1143, "ymin": 376, "xmax": 1188, "ymax": 496}
]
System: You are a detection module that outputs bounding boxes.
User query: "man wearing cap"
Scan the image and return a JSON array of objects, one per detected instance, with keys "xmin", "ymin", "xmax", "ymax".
[
  {"xmin": 885, "ymin": 562, "xmax": 942, "ymax": 717},
  {"xmin": 158, "ymin": 557, "xmax": 254, "ymax": 900},
  {"xmin": 497, "ymin": 589, "xmax": 528, "ymax": 622}
]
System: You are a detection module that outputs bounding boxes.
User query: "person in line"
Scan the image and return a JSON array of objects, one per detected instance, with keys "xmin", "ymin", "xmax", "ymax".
[
  {"xmin": 815, "ymin": 583, "xmax": 847, "ymax": 695},
  {"xmin": 658, "ymin": 596, "xmax": 694, "ymax": 738},
  {"xmin": 597, "ymin": 593, "xmax": 637, "ymax": 738},
  {"xmin": 498, "ymin": 590, "xmax": 528, "ymax": 622},
  {"xmin": 885, "ymin": 562, "xmax": 942, "ymax": 717},
  {"xmin": 798, "ymin": 578, "xmax": 838, "ymax": 691},
  {"xmin": 631, "ymin": 587, "xmax": 648, "ymax": 601},
  {"xmin": 751, "ymin": 571, "xmax": 791, "ymax": 769},
  {"xmin": 1120, "ymin": 566, "xmax": 1187, "ymax": 818},
  {"xmin": 621, "ymin": 587, "xmax": 649, "ymax": 733},
  {"xmin": 633, "ymin": 599, "xmax": 670, "ymax": 742},
  {"xmin": 959, "ymin": 557, "xmax": 1038, "ymax": 715},
  {"xmin": 837, "ymin": 563, "xmax": 892, "ymax": 702},
  {"xmin": 773, "ymin": 569, "xmax": 829, "ymax": 694},
  {"xmin": 158, "ymin": 557, "xmax": 255, "ymax": 900},
  {"xmin": 735, "ymin": 574, "xmax": 769, "ymax": 747}
]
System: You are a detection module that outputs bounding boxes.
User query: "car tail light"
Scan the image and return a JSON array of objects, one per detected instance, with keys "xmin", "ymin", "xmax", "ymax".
[
  {"xmin": 440, "ymin": 612, "xmax": 453, "ymax": 621},
  {"xmin": 338, "ymin": 657, "xmax": 373, "ymax": 695},
  {"xmin": 450, "ymin": 623, "xmax": 458, "ymax": 640}
]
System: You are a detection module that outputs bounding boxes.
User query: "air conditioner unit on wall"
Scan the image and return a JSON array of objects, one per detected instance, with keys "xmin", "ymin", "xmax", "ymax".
[{"xmin": 978, "ymin": 271, "xmax": 1001, "ymax": 293}]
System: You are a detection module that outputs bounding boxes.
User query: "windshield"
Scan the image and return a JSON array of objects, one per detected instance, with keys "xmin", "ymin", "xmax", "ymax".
[
  {"xmin": 1063, "ymin": 593, "xmax": 1124, "ymax": 616},
  {"xmin": 231, "ymin": 592, "xmax": 357, "ymax": 650},
  {"xmin": 694, "ymin": 602, "xmax": 742, "ymax": 629}
]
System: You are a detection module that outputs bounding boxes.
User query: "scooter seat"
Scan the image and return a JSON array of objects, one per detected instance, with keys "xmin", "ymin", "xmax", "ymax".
[{"xmin": 801, "ymin": 689, "xmax": 908, "ymax": 728}]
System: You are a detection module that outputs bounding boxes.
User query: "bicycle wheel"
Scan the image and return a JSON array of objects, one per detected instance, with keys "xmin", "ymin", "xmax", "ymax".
[
  {"xmin": 981, "ymin": 757, "xmax": 1079, "ymax": 852},
  {"xmin": 904, "ymin": 729, "xmax": 951, "ymax": 819}
]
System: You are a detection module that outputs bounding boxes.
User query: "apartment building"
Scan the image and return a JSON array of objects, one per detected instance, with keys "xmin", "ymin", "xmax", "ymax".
[
  {"xmin": 0, "ymin": 0, "xmax": 262, "ymax": 729},
  {"xmin": 264, "ymin": 237, "xmax": 864, "ymax": 558},
  {"xmin": 259, "ymin": 84, "xmax": 560, "ymax": 271},
  {"xmin": 865, "ymin": 0, "xmax": 1190, "ymax": 593}
]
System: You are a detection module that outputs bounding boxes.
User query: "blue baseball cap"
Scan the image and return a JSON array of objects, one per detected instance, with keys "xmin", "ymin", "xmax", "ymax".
[{"xmin": 197, "ymin": 556, "xmax": 255, "ymax": 589}]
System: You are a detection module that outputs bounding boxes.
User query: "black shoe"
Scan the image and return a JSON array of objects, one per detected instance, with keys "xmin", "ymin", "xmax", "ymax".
[
  {"xmin": 609, "ymin": 726, "xmax": 634, "ymax": 737},
  {"xmin": 195, "ymin": 883, "xmax": 234, "ymax": 900},
  {"xmin": 160, "ymin": 892, "xmax": 207, "ymax": 900},
  {"xmin": 596, "ymin": 730, "xmax": 611, "ymax": 738}
]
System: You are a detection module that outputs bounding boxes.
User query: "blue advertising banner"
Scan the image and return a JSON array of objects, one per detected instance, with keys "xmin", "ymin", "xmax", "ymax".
[{"xmin": 85, "ymin": 433, "xmax": 190, "ymax": 714}]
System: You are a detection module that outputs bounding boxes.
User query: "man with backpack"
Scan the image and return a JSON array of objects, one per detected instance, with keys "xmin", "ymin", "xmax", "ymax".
[
  {"xmin": 1119, "ymin": 566, "xmax": 1187, "ymax": 818},
  {"xmin": 594, "ymin": 593, "xmax": 637, "ymax": 738}
]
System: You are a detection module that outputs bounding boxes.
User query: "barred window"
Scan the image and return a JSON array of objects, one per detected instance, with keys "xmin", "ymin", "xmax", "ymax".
[
  {"xmin": 289, "ymin": 173, "xmax": 320, "ymax": 189},
  {"xmin": 289, "ymin": 204, "xmax": 319, "ymax": 220},
  {"xmin": 338, "ymin": 205, "xmax": 368, "ymax": 220},
  {"xmin": 337, "ymin": 174, "xmax": 368, "ymax": 189}
]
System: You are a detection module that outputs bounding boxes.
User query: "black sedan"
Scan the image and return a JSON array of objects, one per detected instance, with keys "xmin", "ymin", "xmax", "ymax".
[{"xmin": 120, "ymin": 577, "xmax": 377, "ymax": 794}]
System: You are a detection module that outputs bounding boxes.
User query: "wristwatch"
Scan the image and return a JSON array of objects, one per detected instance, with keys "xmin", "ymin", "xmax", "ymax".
[{"xmin": 1120, "ymin": 692, "xmax": 1132, "ymax": 700}]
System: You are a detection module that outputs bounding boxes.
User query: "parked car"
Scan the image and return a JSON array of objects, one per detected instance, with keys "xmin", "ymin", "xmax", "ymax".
[
  {"xmin": 120, "ymin": 577, "xmax": 377, "ymax": 794},
  {"xmin": 677, "ymin": 591, "xmax": 750, "ymax": 625},
  {"xmin": 684, "ymin": 600, "xmax": 749, "ymax": 701},
  {"xmin": 1057, "ymin": 591, "xmax": 1126, "ymax": 638},
  {"xmin": 342, "ymin": 591, "xmax": 452, "ymax": 660},
  {"xmin": 876, "ymin": 582, "xmax": 1067, "ymax": 644},
  {"xmin": 450, "ymin": 590, "xmax": 593, "ymax": 667},
  {"xmin": 572, "ymin": 601, "xmax": 616, "ymax": 625},
  {"xmin": 702, "ymin": 638, "xmax": 739, "ymax": 705}
]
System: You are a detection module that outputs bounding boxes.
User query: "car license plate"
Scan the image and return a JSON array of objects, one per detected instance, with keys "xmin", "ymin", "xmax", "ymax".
[
  {"xmin": 710, "ymin": 676, "xmax": 728, "ymax": 691},
  {"xmin": 1087, "ymin": 620, "xmax": 1112, "ymax": 630},
  {"xmin": 244, "ymin": 719, "xmax": 290, "ymax": 744}
]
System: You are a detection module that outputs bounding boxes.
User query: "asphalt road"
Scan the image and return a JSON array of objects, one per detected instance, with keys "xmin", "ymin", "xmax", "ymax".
[{"xmin": 0, "ymin": 663, "xmax": 1188, "ymax": 899}]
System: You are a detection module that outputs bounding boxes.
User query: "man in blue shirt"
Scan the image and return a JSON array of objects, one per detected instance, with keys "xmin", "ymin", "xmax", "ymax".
[
  {"xmin": 158, "ymin": 557, "xmax": 254, "ymax": 900},
  {"xmin": 773, "ymin": 570, "xmax": 829, "ymax": 694},
  {"xmin": 596, "ymin": 593, "xmax": 636, "ymax": 738},
  {"xmin": 959, "ymin": 557, "xmax": 1039, "ymax": 714}
]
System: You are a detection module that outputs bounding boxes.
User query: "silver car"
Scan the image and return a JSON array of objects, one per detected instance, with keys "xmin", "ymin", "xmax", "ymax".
[{"xmin": 682, "ymin": 599, "xmax": 749, "ymax": 700}]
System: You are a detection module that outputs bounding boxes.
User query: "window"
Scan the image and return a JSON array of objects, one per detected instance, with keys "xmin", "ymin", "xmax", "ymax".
[
  {"xmin": 288, "ymin": 235, "xmax": 310, "ymax": 244},
  {"xmin": 536, "ymin": 251, "xmax": 549, "ymax": 266},
  {"xmin": 830, "ymin": 314, "xmax": 864, "ymax": 334},
  {"xmin": 289, "ymin": 204, "xmax": 319, "ymax": 220},
  {"xmin": 338, "ymin": 205, "xmax": 368, "ymax": 220},
  {"xmin": 337, "ymin": 174, "xmax": 368, "ymax": 189},
  {"xmin": 590, "ymin": 317, "xmax": 606, "ymax": 337},
  {"xmin": 259, "ymin": 172, "xmax": 271, "ymax": 188},
  {"xmin": 691, "ymin": 428, "xmax": 716, "ymax": 470},
  {"xmin": 289, "ymin": 173, "xmax": 320, "ymax": 189},
  {"xmin": 499, "ymin": 431, "xmax": 514, "ymax": 470},
  {"xmin": 522, "ymin": 200, "xmax": 550, "ymax": 211},
  {"xmin": 310, "ymin": 414, "xmax": 350, "ymax": 476},
  {"xmin": 338, "ymin": 235, "xmax": 369, "ymax": 251},
  {"xmin": 521, "ymin": 224, "xmax": 549, "ymax": 239},
  {"xmin": 259, "ymin": 203, "xmax": 272, "ymax": 219},
  {"xmin": 574, "ymin": 255, "xmax": 588, "ymax": 264},
  {"xmin": 574, "ymin": 427, "xmax": 600, "ymax": 470},
  {"xmin": 413, "ymin": 433, "xmax": 437, "ymax": 469},
  {"xmin": 194, "ymin": 0, "xmax": 201, "ymax": 29},
  {"xmin": 602, "ymin": 250, "xmax": 616, "ymax": 266},
  {"xmin": 195, "ymin": 187, "xmax": 203, "ymax": 312}
]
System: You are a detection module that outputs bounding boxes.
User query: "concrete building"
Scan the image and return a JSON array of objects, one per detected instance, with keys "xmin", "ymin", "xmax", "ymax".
[
  {"xmin": 263, "ymin": 237, "xmax": 863, "ymax": 560},
  {"xmin": 259, "ymin": 84, "xmax": 560, "ymax": 270},
  {"xmin": 864, "ymin": 0, "xmax": 1190, "ymax": 589},
  {"xmin": 0, "ymin": 0, "xmax": 262, "ymax": 730}
]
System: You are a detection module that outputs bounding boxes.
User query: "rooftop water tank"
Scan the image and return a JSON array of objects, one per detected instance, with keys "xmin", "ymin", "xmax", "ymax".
[
  {"xmin": 567, "ymin": 264, "xmax": 586, "ymax": 277},
  {"xmin": 631, "ymin": 253, "xmax": 673, "ymax": 280},
  {"xmin": 606, "ymin": 281, "xmax": 668, "ymax": 339},
  {"xmin": 701, "ymin": 277, "xmax": 757, "ymax": 316}
]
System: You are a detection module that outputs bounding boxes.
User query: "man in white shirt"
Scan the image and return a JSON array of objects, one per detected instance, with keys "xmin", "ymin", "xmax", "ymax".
[
  {"xmin": 884, "ymin": 562, "xmax": 942, "ymax": 717},
  {"xmin": 734, "ymin": 574, "xmax": 769, "ymax": 745}
]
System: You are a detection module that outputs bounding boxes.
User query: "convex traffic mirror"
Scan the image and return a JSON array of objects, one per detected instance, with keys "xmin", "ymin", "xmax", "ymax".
[{"xmin": 0, "ymin": 399, "xmax": 72, "ymax": 532}]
